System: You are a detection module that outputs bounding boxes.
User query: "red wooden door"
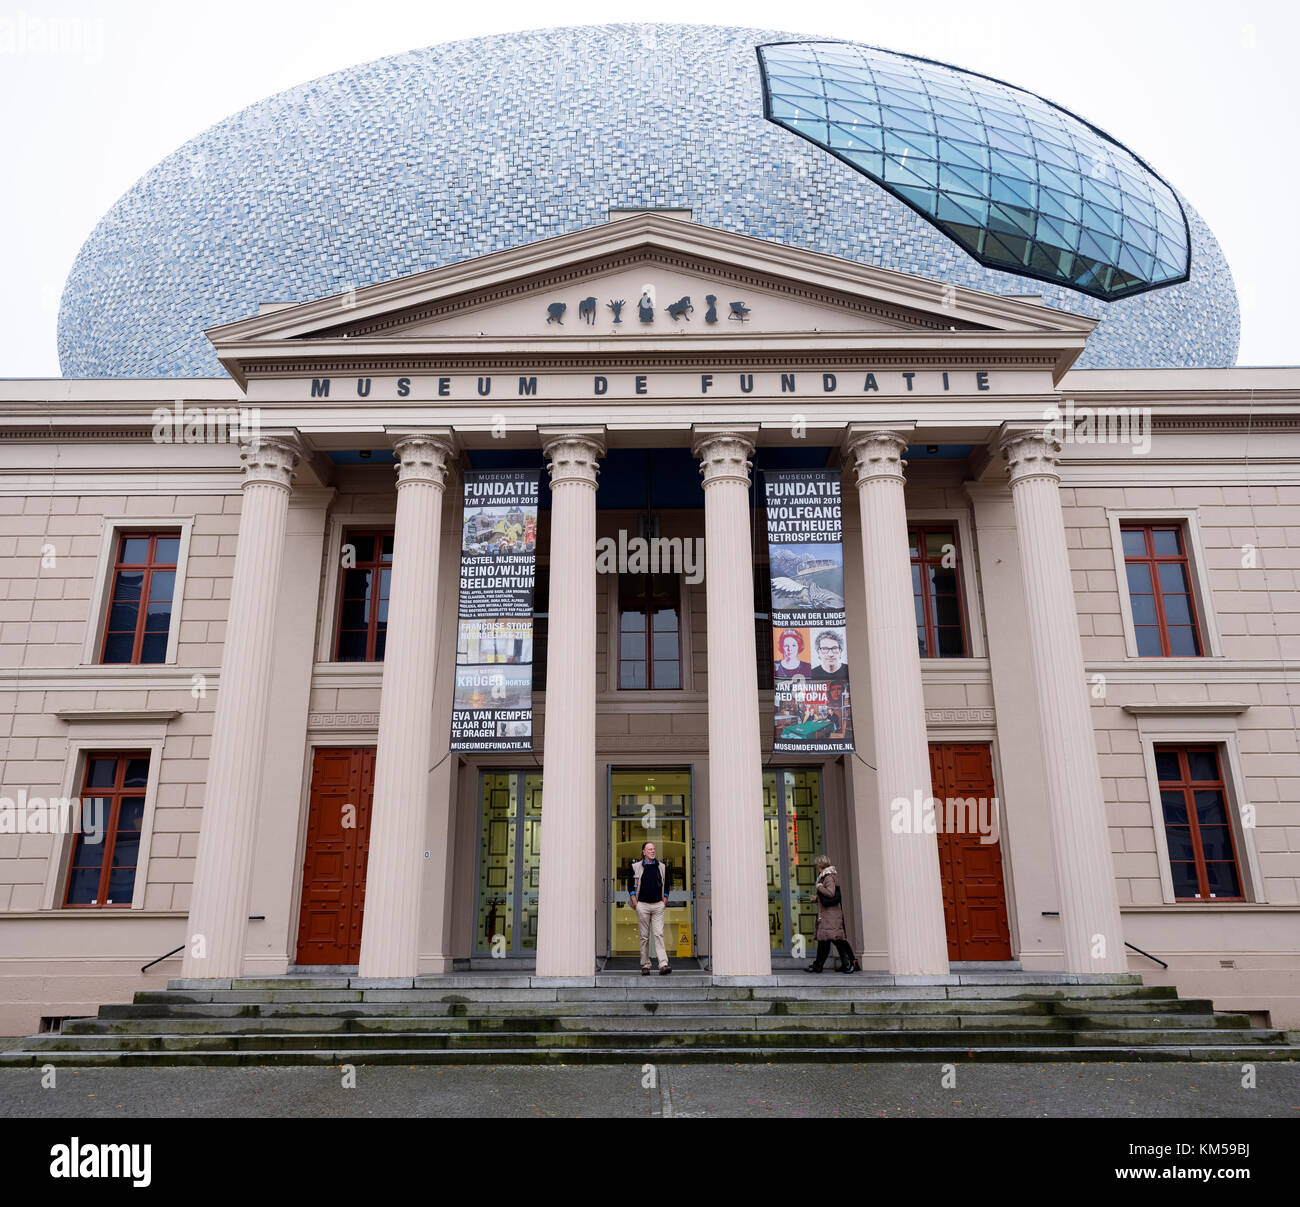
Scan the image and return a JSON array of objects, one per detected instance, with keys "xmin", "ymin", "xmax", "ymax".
[
  {"xmin": 295, "ymin": 747, "xmax": 376, "ymax": 965},
  {"xmin": 928, "ymin": 743, "xmax": 1013, "ymax": 961}
]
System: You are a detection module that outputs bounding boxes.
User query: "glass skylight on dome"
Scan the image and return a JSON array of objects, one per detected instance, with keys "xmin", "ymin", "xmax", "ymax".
[{"xmin": 759, "ymin": 41, "xmax": 1189, "ymax": 300}]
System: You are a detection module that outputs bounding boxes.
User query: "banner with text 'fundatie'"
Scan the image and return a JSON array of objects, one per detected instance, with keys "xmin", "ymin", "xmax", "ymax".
[
  {"xmin": 763, "ymin": 469, "xmax": 855, "ymax": 754},
  {"xmin": 451, "ymin": 469, "xmax": 539, "ymax": 751}
]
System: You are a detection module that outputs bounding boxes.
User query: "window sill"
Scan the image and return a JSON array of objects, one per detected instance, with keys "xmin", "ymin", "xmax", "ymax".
[
  {"xmin": 76, "ymin": 661, "xmax": 183, "ymax": 672},
  {"xmin": 55, "ymin": 709, "xmax": 182, "ymax": 724},
  {"xmin": 1119, "ymin": 903, "xmax": 1287, "ymax": 912},
  {"xmin": 603, "ymin": 691, "xmax": 706, "ymax": 710},
  {"xmin": 1121, "ymin": 702, "xmax": 1249, "ymax": 716},
  {"xmin": 1119, "ymin": 655, "xmax": 1221, "ymax": 664},
  {"xmin": 6, "ymin": 909, "xmax": 188, "ymax": 919}
]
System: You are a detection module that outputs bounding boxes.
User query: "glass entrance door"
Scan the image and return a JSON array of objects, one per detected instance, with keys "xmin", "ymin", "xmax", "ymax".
[
  {"xmin": 609, "ymin": 768, "xmax": 694, "ymax": 960},
  {"xmin": 475, "ymin": 770, "xmax": 543, "ymax": 955},
  {"xmin": 762, "ymin": 768, "xmax": 824, "ymax": 955}
]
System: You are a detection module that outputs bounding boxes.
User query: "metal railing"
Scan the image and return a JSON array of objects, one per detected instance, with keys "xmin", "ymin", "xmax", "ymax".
[
  {"xmin": 141, "ymin": 945, "xmax": 184, "ymax": 974},
  {"xmin": 1041, "ymin": 912, "xmax": 1168, "ymax": 969},
  {"xmin": 1124, "ymin": 941, "xmax": 1168, "ymax": 969}
]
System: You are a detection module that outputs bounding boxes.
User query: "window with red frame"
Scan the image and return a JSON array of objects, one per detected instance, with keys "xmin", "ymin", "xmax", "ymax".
[
  {"xmin": 1121, "ymin": 524, "xmax": 1203, "ymax": 656},
  {"xmin": 1156, "ymin": 745, "xmax": 1243, "ymax": 901},
  {"xmin": 618, "ymin": 573, "xmax": 681, "ymax": 689},
  {"xmin": 334, "ymin": 531, "xmax": 393, "ymax": 661},
  {"xmin": 100, "ymin": 532, "xmax": 180, "ymax": 663},
  {"xmin": 910, "ymin": 526, "xmax": 967, "ymax": 657},
  {"xmin": 64, "ymin": 753, "xmax": 149, "ymax": 907}
]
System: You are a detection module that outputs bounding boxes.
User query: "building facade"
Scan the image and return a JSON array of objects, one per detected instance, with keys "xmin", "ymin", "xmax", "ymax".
[{"xmin": 2, "ymin": 211, "xmax": 1298, "ymax": 1033}]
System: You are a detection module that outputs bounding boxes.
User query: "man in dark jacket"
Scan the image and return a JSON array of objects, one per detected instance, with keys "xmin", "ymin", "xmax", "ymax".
[{"xmin": 628, "ymin": 841, "xmax": 673, "ymax": 975}]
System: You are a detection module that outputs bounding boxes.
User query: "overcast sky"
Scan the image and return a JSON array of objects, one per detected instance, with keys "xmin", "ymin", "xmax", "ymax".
[{"xmin": 1, "ymin": 0, "xmax": 1295, "ymax": 375}]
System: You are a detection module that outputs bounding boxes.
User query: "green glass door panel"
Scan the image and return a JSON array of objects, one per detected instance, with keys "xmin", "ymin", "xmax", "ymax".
[
  {"xmin": 476, "ymin": 770, "xmax": 544, "ymax": 956},
  {"xmin": 519, "ymin": 773, "xmax": 543, "ymax": 951},
  {"xmin": 764, "ymin": 768, "xmax": 824, "ymax": 954},
  {"xmin": 476, "ymin": 772, "xmax": 516, "ymax": 953},
  {"xmin": 785, "ymin": 770, "xmax": 824, "ymax": 953},
  {"xmin": 763, "ymin": 771, "xmax": 784, "ymax": 949}
]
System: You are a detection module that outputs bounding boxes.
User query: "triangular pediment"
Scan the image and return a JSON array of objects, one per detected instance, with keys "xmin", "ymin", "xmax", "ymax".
[
  {"xmin": 323, "ymin": 250, "xmax": 949, "ymax": 340},
  {"xmin": 208, "ymin": 212, "xmax": 1097, "ymax": 386}
]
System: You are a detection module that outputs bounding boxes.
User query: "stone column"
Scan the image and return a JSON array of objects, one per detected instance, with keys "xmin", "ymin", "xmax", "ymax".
[
  {"xmin": 845, "ymin": 427, "xmax": 949, "ymax": 975},
  {"xmin": 183, "ymin": 434, "xmax": 302, "ymax": 979},
  {"xmin": 358, "ymin": 433, "xmax": 455, "ymax": 978},
  {"xmin": 692, "ymin": 428, "xmax": 770, "ymax": 976},
  {"xmin": 535, "ymin": 429, "xmax": 605, "ymax": 977},
  {"xmin": 1000, "ymin": 425, "xmax": 1126, "ymax": 972},
  {"xmin": 247, "ymin": 486, "xmax": 335, "ymax": 977}
]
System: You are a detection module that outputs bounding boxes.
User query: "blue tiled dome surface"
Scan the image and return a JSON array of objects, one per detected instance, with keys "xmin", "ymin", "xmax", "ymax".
[{"xmin": 57, "ymin": 23, "xmax": 1239, "ymax": 377}]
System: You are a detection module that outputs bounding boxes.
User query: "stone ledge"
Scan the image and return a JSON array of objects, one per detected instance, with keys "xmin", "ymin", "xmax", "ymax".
[{"xmin": 55, "ymin": 709, "xmax": 183, "ymax": 723}]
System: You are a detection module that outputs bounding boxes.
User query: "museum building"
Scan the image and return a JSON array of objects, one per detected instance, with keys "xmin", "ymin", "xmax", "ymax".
[{"xmin": 1, "ymin": 25, "xmax": 1298, "ymax": 1033}]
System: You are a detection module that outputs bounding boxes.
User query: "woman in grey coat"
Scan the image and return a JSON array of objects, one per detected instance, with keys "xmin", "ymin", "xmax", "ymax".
[{"xmin": 807, "ymin": 854, "xmax": 860, "ymax": 973}]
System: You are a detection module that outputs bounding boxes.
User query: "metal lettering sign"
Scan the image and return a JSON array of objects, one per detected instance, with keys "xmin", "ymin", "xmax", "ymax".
[{"xmin": 450, "ymin": 469, "xmax": 540, "ymax": 751}]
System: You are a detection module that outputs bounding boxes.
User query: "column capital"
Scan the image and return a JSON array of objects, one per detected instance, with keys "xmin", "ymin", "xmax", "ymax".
[
  {"xmin": 845, "ymin": 427, "xmax": 910, "ymax": 487},
  {"xmin": 691, "ymin": 429, "xmax": 755, "ymax": 488},
  {"xmin": 542, "ymin": 430, "xmax": 606, "ymax": 488},
  {"xmin": 239, "ymin": 434, "xmax": 303, "ymax": 490},
  {"xmin": 392, "ymin": 432, "xmax": 456, "ymax": 489},
  {"xmin": 999, "ymin": 423, "xmax": 1062, "ymax": 486}
]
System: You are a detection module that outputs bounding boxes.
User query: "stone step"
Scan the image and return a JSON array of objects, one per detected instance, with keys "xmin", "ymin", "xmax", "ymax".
[
  {"xmin": 12, "ymin": 974, "xmax": 1282, "ymax": 1069},
  {"xmin": 45, "ymin": 1017, "xmax": 1287, "ymax": 1047},
  {"xmin": 105, "ymin": 993, "xmax": 1213, "ymax": 1021},
  {"xmin": 136, "ymin": 982, "xmax": 1181, "ymax": 1006},
  {"xmin": 64, "ymin": 1009, "xmax": 1254, "ymax": 1036},
  {"xmin": 187, "ymin": 973, "xmax": 1145, "ymax": 993},
  {"xmin": 5, "ymin": 1036, "xmax": 1296, "ymax": 1067},
  {"xmin": 56, "ymin": 1014, "xmax": 1058, "ymax": 1036},
  {"xmin": 19, "ymin": 1025, "xmax": 1292, "ymax": 1050}
]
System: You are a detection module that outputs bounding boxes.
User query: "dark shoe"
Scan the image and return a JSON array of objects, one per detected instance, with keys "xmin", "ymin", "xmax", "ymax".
[
  {"xmin": 659, "ymin": 965, "xmax": 672, "ymax": 975},
  {"xmin": 840, "ymin": 960, "xmax": 861, "ymax": 974},
  {"xmin": 641, "ymin": 968, "xmax": 651, "ymax": 976},
  {"xmin": 806, "ymin": 964, "xmax": 824, "ymax": 974}
]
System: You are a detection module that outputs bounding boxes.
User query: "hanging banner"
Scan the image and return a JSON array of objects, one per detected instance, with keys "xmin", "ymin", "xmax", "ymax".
[
  {"xmin": 450, "ymin": 469, "xmax": 539, "ymax": 751},
  {"xmin": 763, "ymin": 469, "xmax": 855, "ymax": 753}
]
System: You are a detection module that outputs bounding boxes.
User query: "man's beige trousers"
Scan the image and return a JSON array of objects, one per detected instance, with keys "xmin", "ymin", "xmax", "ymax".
[{"xmin": 636, "ymin": 899, "xmax": 668, "ymax": 969}]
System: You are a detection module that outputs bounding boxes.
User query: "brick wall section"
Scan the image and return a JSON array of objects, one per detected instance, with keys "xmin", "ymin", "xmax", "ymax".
[
  {"xmin": 1059, "ymin": 480, "xmax": 1300, "ymax": 910},
  {"xmin": 0, "ymin": 492, "xmax": 237, "ymax": 912}
]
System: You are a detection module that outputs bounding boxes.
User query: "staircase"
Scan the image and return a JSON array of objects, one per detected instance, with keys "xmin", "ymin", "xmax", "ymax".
[{"xmin": 4, "ymin": 972, "xmax": 1297, "ymax": 1066}]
